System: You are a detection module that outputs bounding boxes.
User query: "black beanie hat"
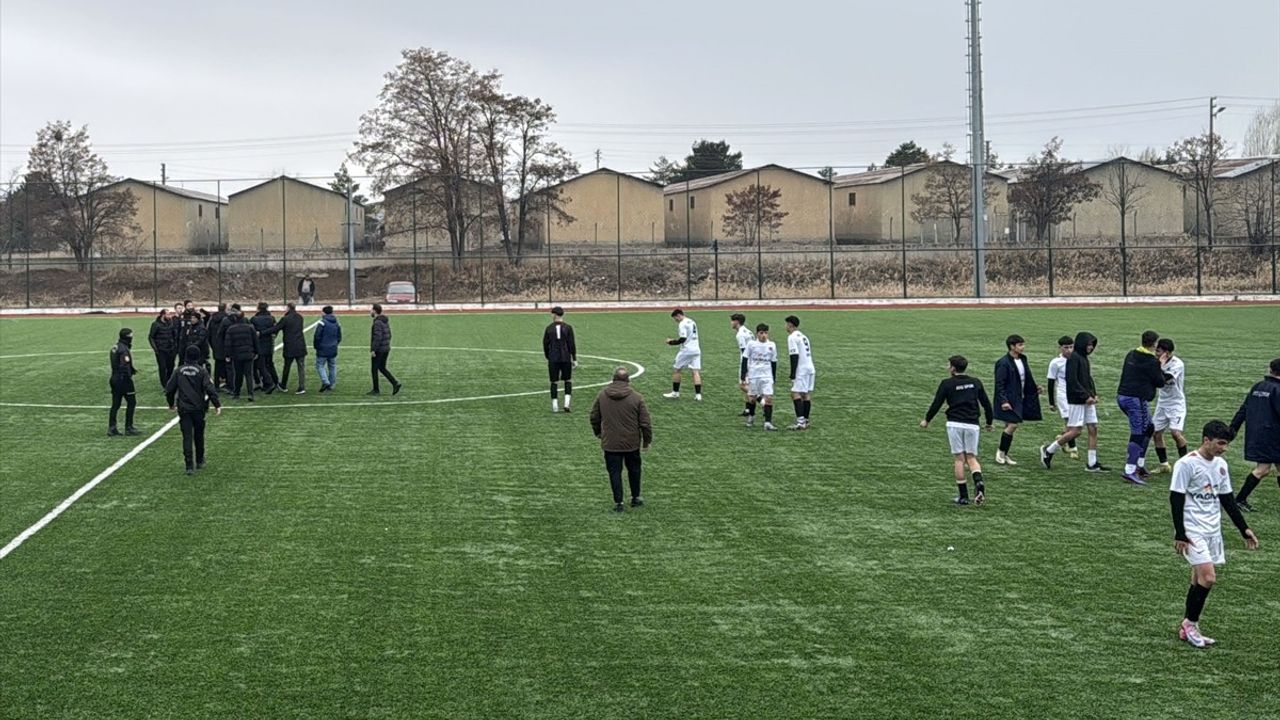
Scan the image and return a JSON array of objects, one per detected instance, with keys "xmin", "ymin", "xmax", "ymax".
[
  {"xmin": 185, "ymin": 345, "xmax": 202, "ymax": 363},
  {"xmin": 119, "ymin": 328, "xmax": 133, "ymax": 340}
]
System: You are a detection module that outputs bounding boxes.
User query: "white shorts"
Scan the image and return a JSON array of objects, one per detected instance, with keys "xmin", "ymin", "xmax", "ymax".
[
  {"xmin": 1184, "ymin": 532, "xmax": 1225, "ymax": 566},
  {"xmin": 1154, "ymin": 404, "xmax": 1186, "ymax": 433},
  {"xmin": 791, "ymin": 371, "xmax": 815, "ymax": 394},
  {"xmin": 946, "ymin": 422, "xmax": 980, "ymax": 456},
  {"xmin": 1054, "ymin": 395, "xmax": 1070, "ymax": 420},
  {"xmin": 1066, "ymin": 403, "xmax": 1098, "ymax": 428},
  {"xmin": 746, "ymin": 377, "xmax": 774, "ymax": 398},
  {"xmin": 673, "ymin": 349, "xmax": 701, "ymax": 370}
]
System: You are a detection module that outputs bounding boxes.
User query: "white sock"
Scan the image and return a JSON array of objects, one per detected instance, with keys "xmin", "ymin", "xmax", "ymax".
[
  {"xmin": 1088, "ymin": 449, "xmax": 1098, "ymax": 465},
  {"xmin": 1137, "ymin": 456, "xmax": 1146, "ymax": 468},
  {"xmin": 564, "ymin": 395, "xmax": 571, "ymax": 409},
  {"xmin": 552, "ymin": 399, "xmax": 559, "ymax": 412},
  {"xmin": 1047, "ymin": 441, "xmax": 1061, "ymax": 454},
  {"xmin": 1125, "ymin": 463, "xmax": 1136, "ymax": 474}
]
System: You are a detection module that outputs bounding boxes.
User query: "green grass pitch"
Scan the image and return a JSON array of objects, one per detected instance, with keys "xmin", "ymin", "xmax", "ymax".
[{"xmin": 1, "ymin": 304, "xmax": 1278, "ymax": 719}]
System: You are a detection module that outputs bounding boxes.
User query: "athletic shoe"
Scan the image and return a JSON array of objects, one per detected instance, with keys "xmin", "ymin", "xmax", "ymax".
[
  {"xmin": 662, "ymin": 391, "xmax": 679, "ymax": 399},
  {"xmin": 954, "ymin": 496, "xmax": 970, "ymax": 506},
  {"xmin": 745, "ymin": 416, "xmax": 755, "ymax": 427},
  {"xmin": 125, "ymin": 427, "xmax": 141, "ymax": 436},
  {"xmin": 1137, "ymin": 467, "xmax": 1152, "ymax": 480},
  {"xmin": 694, "ymin": 394, "xmax": 703, "ymax": 401},
  {"xmin": 1086, "ymin": 462, "xmax": 1110, "ymax": 473},
  {"xmin": 1154, "ymin": 462, "xmax": 1173, "ymax": 475},
  {"xmin": 612, "ymin": 503, "xmax": 625, "ymax": 513},
  {"xmin": 1122, "ymin": 472, "xmax": 1147, "ymax": 486},
  {"xmin": 974, "ymin": 485, "xmax": 985, "ymax": 506},
  {"xmin": 1177, "ymin": 621, "xmax": 1217, "ymax": 646},
  {"xmin": 246, "ymin": 396, "xmax": 254, "ymax": 403},
  {"xmin": 1238, "ymin": 499, "xmax": 1257, "ymax": 513},
  {"xmin": 392, "ymin": 383, "xmax": 403, "ymax": 396},
  {"xmin": 630, "ymin": 496, "xmax": 644, "ymax": 508},
  {"xmin": 1180, "ymin": 620, "xmax": 1210, "ymax": 649},
  {"xmin": 739, "ymin": 409, "xmax": 751, "ymax": 417},
  {"xmin": 107, "ymin": 428, "xmax": 121, "ymax": 437},
  {"xmin": 185, "ymin": 468, "xmax": 195, "ymax": 476},
  {"xmin": 996, "ymin": 451, "xmax": 1018, "ymax": 466},
  {"xmin": 1067, "ymin": 448, "xmax": 1080, "ymax": 460},
  {"xmin": 563, "ymin": 406, "xmax": 572, "ymax": 414},
  {"xmin": 196, "ymin": 461, "xmax": 205, "ymax": 470},
  {"xmin": 295, "ymin": 388, "xmax": 306, "ymax": 395},
  {"xmin": 1039, "ymin": 445, "xmax": 1053, "ymax": 470},
  {"xmin": 763, "ymin": 422, "xmax": 777, "ymax": 431},
  {"xmin": 367, "ymin": 389, "xmax": 381, "ymax": 396},
  {"xmin": 789, "ymin": 422, "xmax": 804, "ymax": 430}
]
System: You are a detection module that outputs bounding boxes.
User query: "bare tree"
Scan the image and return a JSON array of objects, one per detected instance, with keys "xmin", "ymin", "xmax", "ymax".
[
  {"xmin": 1100, "ymin": 158, "xmax": 1147, "ymax": 249},
  {"xmin": 504, "ymin": 95, "xmax": 578, "ymax": 263},
  {"xmin": 1007, "ymin": 138, "xmax": 1101, "ymax": 244},
  {"xmin": 722, "ymin": 185, "xmax": 787, "ymax": 245},
  {"xmin": 1243, "ymin": 103, "xmax": 1280, "ymax": 156},
  {"xmin": 1225, "ymin": 165, "xmax": 1278, "ymax": 251},
  {"xmin": 24, "ymin": 121, "xmax": 140, "ymax": 268},
  {"xmin": 1170, "ymin": 133, "xmax": 1228, "ymax": 247},
  {"xmin": 911, "ymin": 157, "xmax": 1002, "ymax": 243}
]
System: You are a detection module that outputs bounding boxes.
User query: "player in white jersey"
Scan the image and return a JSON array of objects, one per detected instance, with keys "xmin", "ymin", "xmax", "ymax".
[
  {"xmin": 731, "ymin": 313, "xmax": 753, "ymax": 416},
  {"xmin": 1152, "ymin": 338, "xmax": 1188, "ymax": 474},
  {"xmin": 1045, "ymin": 336, "xmax": 1079, "ymax": 459},
  {"xmin": 663, "ymin": 308, "xmax": 702, "ymax": 400},
  {"xmin": 740, "ymin": 323, "xmax": 779, "ymax": 431},
  {"xmin": 1168, "ymin": 420, "xmax": 1258, "ymax": 648},
  {"xmin": 785, "ymin": 315, "xmax": 815, "ymax": 430}
]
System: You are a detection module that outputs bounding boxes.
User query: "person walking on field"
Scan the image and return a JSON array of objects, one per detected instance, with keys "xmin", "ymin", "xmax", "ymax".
[
  {"xmin": 992, "ymin": 334, "xmax": 1042, "ymax": 465},
  {"xmin": 263, "ymin": 302, "xmax": 308, "ymax": 395},
  {"xmin": 368, "ymin": 304, "xmax": 402, "ymax": 396},
  {"xmin": 590, "ymin": 367, "xmax": 653, "ymax": 513},
  {"xmin": 166, "ymin": 345, "xmax": 223, "ymax": 476},
  {"xmin": 1230, "ymin": 358, "xmax": 1280, "ymax": 512},
  {"xmin": 313, "ymin": 305, "xmax": 342, "ymax": 392},
  {"xmin": 108, "ymin": 328, "xmax": 141, "ymax": 437},
  {"xmin": 543, "ymin": 306, "xmax": 577, "ymax": 413}
]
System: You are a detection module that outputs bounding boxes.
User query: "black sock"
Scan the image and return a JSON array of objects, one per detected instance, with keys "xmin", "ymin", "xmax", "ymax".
[
  {"xmin": 694, "ymin": 384, "xmax": 702, "ymax": 394},
  {"xmin": 564, "ymin": 381, "xmax": 572, "ymax": 396},
  {"xmin": 1237, "ymin": 473, "xmax": 1263, "ymax": 504},
  {"xmin": 745, "ymin": 401, "xmax": 752, "ymax": 412},
  {"xmin": 764, "ymin": 405, "xmax": 773, "ymax": 423},
  {"xmin": 803, "ymin": 399, "xmax": 811, "ymax": 419},
  {"xmin": 1067, "ymin": 437, "xmax": 1077, "ymax": 449},
  {"xmin": 999, "ymin": 432, "xmax": 1013, "ymax": 454},
  {"xmin": 973, "ymin": 471, "xmax": 984, "ymax": 491},
  {"xmin": 957, "ymin": 483, "xmax": 968, "ymax": 499},
  {"xmin": 1176, "ymin": 444, "xmax": 1188, "ymax": 458},
  {"xmin": 1156, "ymin": 446, "xmax": 1168, "ymax": 463},
  {"xmin": 793, "ymin": 398, "xmax": 803, "ymax": 417},
  {"xmin": 550, "ymin": 384, "xmax": 558, "ymax": 400},
  {"xmin": 747, "ymin": 402, "xmax": 756, "ymax": 417},
  {"xmin": 672, "ymin": 382, "xmax": 680, "ymax": 393},
  {"xmin": 1185, "ymin": 583, "xmax": 1212, "ymax": 622}
]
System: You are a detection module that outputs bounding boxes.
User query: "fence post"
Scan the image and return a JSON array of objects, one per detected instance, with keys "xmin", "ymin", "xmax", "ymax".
[
  {"xmin": 546, "ymin": 200, "xmax": 553, "ymax": 306},
  {"xmin": 216, "ymin": 180, "xmax": 223, "ymax": 305},
  {"xmin": 89, "ymin": 250, "xmax": 95, "ymax": 309},
  {"xmin": 281, "ymin": 180, "xmax": 289, "ymax": 306},
  {"xmin": 616, "ymin": 172, "xmax": 622, "ymax": 302},
  {"xmin": 1047, "ymin": 229, "xmax": 1055, "ymax": 297},
  {"xmin": 756, "ymin": 169, "xmax": 763, "ymax": 301},
  {"xmin": 346, "ymin": 184, "xmax": 354, "ymax": 308},
  {"xmin": 1120, "ymin": 241, "xmax": 1128, "ymax": 297},
  {"xmin": 412, "ymin": 196, "xmax": 420, "ymax": 305},
  {"xmin": 713, "ymin": 241, "xmax": 719, "ymax": 300},
  {"xmin": 430, "ymin": 256, "xmax": 436, "ymax": 307},
  {"xmin": 152, "ymin": 182, "xmax": 159, "ymax": 308},
  {"xmin": 24, "ymin": 188, "xmax": 31, "ymax": 308},
  {"xmin": 479, "ymin": 249, "xmax": 486, "ymax": 307},
  {"xmin": 828, "ymin": 183, "xmax": 835, "ymax": 299},
  {"xmin": 1195, "ymin": 234, "xmax": 1203, "ymax": 296},
  {"xmin": 900, "ymin": 165, "xmax": 908, "ymax": 299}
]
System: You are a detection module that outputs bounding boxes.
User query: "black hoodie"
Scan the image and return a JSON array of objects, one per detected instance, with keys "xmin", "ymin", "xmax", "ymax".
[{"xmin": 1064, "ymin": 332, "xmax": 1098, "ymax": 404}]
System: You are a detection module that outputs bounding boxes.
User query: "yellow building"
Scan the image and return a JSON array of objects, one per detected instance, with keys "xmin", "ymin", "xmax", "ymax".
[
  {"xmin": 832, "ymin": 162, "xmax": 1009, "ymax": 243},
  {"xmin": 381, "ymin": 177, "xmax": 501, "ymax": 251},
  {"xmin": 532, "ymin": 169, "xmax": 664, "ymax": 247},
  {"xmin": 99, "ymin": 179, "xmax": 227, "ymax": 253},
  {"xmin": 664, "ymin": 164, "xmax": 832, "ymax": 245},
  {"xmin": 228, "ymin": 176, "xmax": 364, "ymax": 252},
  {"xmin": 1052, "ymin": 158, "xmax": 1185, "ymax": 240},
  {"xmin": 1181, "ymin": 157, "xmax": 1279, "ymax": 240}
]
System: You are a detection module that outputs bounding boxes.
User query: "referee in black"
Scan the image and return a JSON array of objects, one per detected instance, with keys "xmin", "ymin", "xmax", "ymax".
[
  {"xmin": 166, "ymin": 345, "xmax": 222, "ymax": 475},
  {"xmin": 542, "ymin": 306, "xmax": 577, "ymax": 413},
  {"xmin": 108, "ymin": 328, "xmax": 140, "ymax": 437}
]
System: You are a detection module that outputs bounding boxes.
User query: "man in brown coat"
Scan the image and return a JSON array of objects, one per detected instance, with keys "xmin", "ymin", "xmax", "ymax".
[{"xmin": 590, "ymin": 367, "xmax": 653, "ymax": 512}]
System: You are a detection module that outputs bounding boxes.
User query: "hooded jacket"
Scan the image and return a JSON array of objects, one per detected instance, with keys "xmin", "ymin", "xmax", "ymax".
[
  {"xmin": 1231, "ymin": 375, "xmax": 1280, "ymax": 462},
  {"xmin": 266, "ymin": 310, "xmax": 308, "ymax": 359},
  {"xmin": 110, "ymin": 335, "xmax": 137, "ymax": 385},
  {"xmin": 1065, "ymin": 332, "xmax": 1099, "ymax": 404},
  {"xmin": 589, "ymin": 380, "xmax": 653, "ymax": 452},
  {"xmin": 181, "ymin": 319, "xmax": 209, "ymax": 359},
  {"xmin": 993, "ymin": 352, "xmax": 1042, "ymax": 423},
  {"xmin": 371, "ymin": 314, "xmax": 391, "ymax": 353},
  {"xmin": 313, "ymin": 313, "xmax": 342, "ymax": 358},
  {"xmin": 250, "ymin": 310, "xmax": 277, "ymax": 355},
  {"xmin": 1117, "ymin": 345, "xmax": 1166, "ymax": 401},
  {"xmin": 224, "ymin": 317, "xmax": 258, "ymax": 361}
]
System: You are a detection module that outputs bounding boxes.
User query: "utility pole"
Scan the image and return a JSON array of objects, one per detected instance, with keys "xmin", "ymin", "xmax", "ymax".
[
  {"xmin": 594, "ymin": 149, "xmax": 602, "ymax": 170},
  {"xmin": 1207, "ymin": 96, "xmax": 1226, "ymax": 247},
  {"xmin": 160, "ymin": 163, "xmax": 167, "ymax": 185},
  {"xmin": 967, "ymin": 0, "xmax": 988, "ymax": 297}
]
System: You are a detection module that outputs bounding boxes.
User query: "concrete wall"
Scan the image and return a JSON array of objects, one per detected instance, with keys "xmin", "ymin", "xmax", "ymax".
[
  {"xmin": 229, "ymin": 178, "xmax": 364, "ymax": 252},
  {"xmin": 666, "ymin": 167, "xmax": 832, "ymax": 245}
]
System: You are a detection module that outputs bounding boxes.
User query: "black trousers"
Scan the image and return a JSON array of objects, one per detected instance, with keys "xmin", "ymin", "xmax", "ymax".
[
  {"xmin": 109, "ymin": 379, "xmax": 136, "ymax": 429},
  {"xmin": 604, "ymin": 450, "xmax": 642, "ymax": 504},
  {"xmin": 280, "ymin": 356, "xmax": 306, "ymax": 391},
  {"xmin": 154, "ymin": 349, "xmax": 176, "ymax": 387},
  {"xmin": 178, "ymin": 410, "xmax": 207, "ymax": 469},
  {"xmin": 372, "ymin": 351, "xmax": 398, "ymax": 391},
  {"xmin": 255, "ymin": 353, "xmax": 280, "ymax": 391},
  {"xmin": 212, "ymin": 352, "xmax": 227, "ymax": 387},
  {"xmin": 231, "ymin": 358, "xmax": 255, "ymax": 397}
]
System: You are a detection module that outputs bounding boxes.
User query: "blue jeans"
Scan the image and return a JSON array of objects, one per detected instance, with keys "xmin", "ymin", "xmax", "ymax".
[{"xmin": 316, "ymin": 356, "xmax": 337, "ymax": 387}]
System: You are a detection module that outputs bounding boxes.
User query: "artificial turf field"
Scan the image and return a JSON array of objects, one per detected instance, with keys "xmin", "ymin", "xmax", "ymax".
[{"xmin": 1, "ymin": 304, "xmax": 1278, "ymax": 720}]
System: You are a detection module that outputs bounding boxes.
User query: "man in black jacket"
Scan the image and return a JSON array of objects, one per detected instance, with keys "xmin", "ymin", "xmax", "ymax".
[
  {"xmin": 180, "ymin": 310, "xmax": 210, "ymax": 371},
  {"xmin": 223, "ymin": 312, "xmax": 258, "ymax": 401},
  {"xmin": 108, "ymin": 328, "xmax": 140, "ymax": 437},
  {"xmin": 922, "ymin": 355, "xmax": 994, "ymax": 505},
  {"xmin": 1231, "ymin": 358, "xmax": 1280, "ymax": 511},
  {"xmin": 1041, "ymin": 331, "xmax": 1108, "ymax": 472},
  {"xmin": 207, "ymin": 302, "xmax": 229, "ymax": 389},
  {"xmin": 368, "ymin": 303, "xmax": 401, "ymax": 395},
  {"xmin": 992, "ymin": 334, "xmax": 1041, "ymax": 465},
  {"xmin": 542, "ymin": 306, "xmax": 577, "ymax": 412},
  {"xmin": 148, "ymin": 309, "xmax": 178, "ymax": 388},
  {"xmin": 1116, "ymin": 330, "xmax": 1169, "ymax": 485},
  {"xmin": 265, "ymin": 302, "xmax": 308, "ymax": 395},
  {"xmin": 250, "ymin": 302, "xmax": 280, "ymax": 394},
  {"xmin": 166, "ymin": 345, "xmax": 223, "ymax": 475}
]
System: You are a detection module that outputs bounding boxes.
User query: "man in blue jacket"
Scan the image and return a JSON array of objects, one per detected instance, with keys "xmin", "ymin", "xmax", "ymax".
[
  {"xmin": 992, "ymin": 334, "xmax": 1042, "ymax": 465},
  {"xmin": 313, "ymin": 306, "xmax": 342, "ymax": 393},
  {"xmin": 1231, "ymin": 358, "xmax": 1280, "ymax": 511}
]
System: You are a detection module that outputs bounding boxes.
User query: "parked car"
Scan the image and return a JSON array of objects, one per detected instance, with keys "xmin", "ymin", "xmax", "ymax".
[{"xmin": 385, "ymin": 281, "xmax": 416, "ymax": 304}]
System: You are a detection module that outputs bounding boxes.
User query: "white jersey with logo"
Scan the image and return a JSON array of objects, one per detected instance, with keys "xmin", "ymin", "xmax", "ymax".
[
  {"xmin": 1157, "ymin": 355, "xmax": 1186, "ymax": 409},
  {"xmin": 677, "ymin": 317, "xmax": 700, "ymax": 353},
  {"xmin": 1047, "ymin": 356, "xmax": 1068, "ymax": 404},
  {"xmin": 736, "ymin": 325, "xmax": 752, "ymax": 358},
  {"xmin": 744, "ymin": 339, "xmax": 777, "ymax": 380},
  {"xmin": 1170, "ymin": 451, "xmax": 1232, "ymax": 537},
  {"xmin": 787, "ymin": 331, "xmax": 814, "ymax": 374}
]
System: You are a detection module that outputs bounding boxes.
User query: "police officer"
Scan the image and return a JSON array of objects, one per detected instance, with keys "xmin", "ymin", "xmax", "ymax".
[
  {"xmin": 165, "ymin": 345, "xmax": 223, "ymax": 475},
  {"xmin": 108, "ymin": 328, "xmax": 140, "ymax": 437}
]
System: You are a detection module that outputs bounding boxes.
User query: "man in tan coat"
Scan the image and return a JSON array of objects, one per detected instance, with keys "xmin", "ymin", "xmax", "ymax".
[{"xmin": 590, "ymin": 367, "xmax": 653, "ymax": 512}]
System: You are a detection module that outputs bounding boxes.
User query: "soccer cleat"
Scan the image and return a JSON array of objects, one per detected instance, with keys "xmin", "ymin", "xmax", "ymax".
[
  {"xmin": 562, "ymin": 405, "xmax": 572, "ymax": 414},
  {"xmin": 125, "ymin": 427, "xmax": 142, "ymax": 436},
  {"xmin": 1237, "ymin": 499, "xmax": 1256, "ymax": 513},
  {"xmin": 1086, "ymin": 462, "xmax": 1110, "ymax": 473},
  {"xmin": 745, "ymin": 416, "xmax": 755, "ymax": 427},
  {"xmin": 295, "ymin": 388, "xmax": 307, "ymax": 395},
  {"xmin": 1180, "ymin": 620, "xmax": 1210, "ymax": 649},
  {"xmin": 1137, "ymin": 466, "xmax": 1151, "ymax": 480},
  {"xmin": 1154, "ymin": 462, "xmax": 1173, "ymax": 475},
  {"xmin": 612, "ymin": 503, "xmax": 625, "ymax": 513},
  {"xmin": 392, "ymin": 383, "xmax": 403, "ymax": 396},
  {"xmin": 974, "ymin": 485, "xmax": 986, "ymax": 505},
  {"xmin": 694, "ymin": 393, "xmax": 703, "ymax": 401},
  {"xmin": 996, "ymin": 451, "xmax": 1018, "ymax": 466},
  {"xmin": 662, "ymin": 391, "xmax": 680, "ymax": 399},
  {"xmin": 954, "ymin": 496, "xmax": 970, "ymax": 506},
  {"xmin": 107, "ymin": 428, "xmax": 121, "ymax": 437},
  {"xmin": 1122, "ymin": 472, "xmax": 1148, "ymax": 486},
  {"xmin": 1067, "ymin": 448, "xmax": 1080, "ymax": 460},
  {"xmin": 630, "ymin": 496, "xmax": 644, "ymax": 508},
  {"xmin": 1039, "ymin": 445, "xmax": 1053, "ymax": 470},
  {"xmin": 763, "ymin": 422, "xmax": 777, "ymax": 431}
]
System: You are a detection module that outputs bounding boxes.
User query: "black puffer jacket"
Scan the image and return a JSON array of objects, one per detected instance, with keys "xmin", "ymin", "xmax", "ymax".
[
  {"xmin": 149, "ymin": 318, "xmax": 176, "ymax": 353},
  {"xmin": 266, "ymin": 310, "xmax": 308, "ymax": 359},
  {"xmin": 371, "ymin": 314, "xmax": 391, "ymax": 353},
  {"xmin": 251, "ymin": 311, "xmax": 277, "ymax": 355},
  {"xmin": 224, "ymin": 318, "xmax": 258, "ymax": 361},
  {"xmin": 181, "ymin": 322, "xmax": 209, "ymax": 359}
]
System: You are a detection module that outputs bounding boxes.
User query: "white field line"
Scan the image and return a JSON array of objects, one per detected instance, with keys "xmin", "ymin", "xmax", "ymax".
[
  {"xmin": 0, "ymin": 350, "xmax": 101, "ymax": 360},
  {"xmin": 0, "ymin": 321, "xmax": 318, "ymax": 561}
]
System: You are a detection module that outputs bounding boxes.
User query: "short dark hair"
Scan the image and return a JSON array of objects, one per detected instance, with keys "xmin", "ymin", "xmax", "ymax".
[
  {"xmin": 1271, "ymin": 357, "xmax": 1280, "ymax": 376},
  {"xmin": 784, "ymin": 315, "xmax": 800, "ymax": 327},
  {"xmin": 231, "ymin": 303, "xmax": 241, "ymax": 310},
  {"xmin": 730, "ymin": 313, "xmax": 746, "ymax": 324},
  {"xmin": 372, "ymin": 303, "xmax": 383, "ymax": 314},
  {"xmin": 755, "ymin": 322, "xmax": 769, "ymax": 332},
  {"xmin": 1202, "ymin": 420, "xmax": 1235, "ymax": 442},
  {"xmin": 949, "ymin": 355, "xmax": 968, "ymax": 373},
  {"xmin": 1006, "ymin": 334, "xmax": 1025, "ymax": 349},
  {"xmin": 322, "ymin": 305, "xmax": 334, "ymax": 314},
  {"xmin": 1141, "ymin": 330, "xmax": 1159, "ymax": 347},
  {"xmin": 1157, "ymin": 338, "xmax": 1174, "ymax": 353},
  {"xmin": 670, "ymin": 308, "xmax": 684, "ymax": 318},
  {"xmin": 286, "ymin": 302, "xmax": 296, "ymax": 311},
  {"xmin": 257, "ymin": 302, "xmax": 268, "ymax": 313},
  {"xmin": 1058, "ymin": 336, "xmax": 1073, "ymax": 346},
  {"xmin": 613, "ymin": 366, "xmax": 630, "ymax": 382},
  {"xmin": 551, "ymin": 306, "xmax": 564, "ymax": 317},
  {"xmin": 217, "ymin": 302, "xmax": 226, "ymax": 311}
]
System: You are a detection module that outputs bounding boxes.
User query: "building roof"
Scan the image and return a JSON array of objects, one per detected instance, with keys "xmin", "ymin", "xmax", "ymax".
[
  {"xmin": 382, "ymin": 175, "xmax": 496, "ymax": 197},
  {"xmin": 997, "ymin": 156, "xmax": 1177, "ymax": 184},
  {"xmin": 833, "ymin": 161, "xmax": 1009, "ymax": 188},
  {"xmin": 101, "ymin": 178, "xmax": 226, "ymax": 204},
  {"xmin": 544, "ymin": 167, "xmax": 663, "ymax": 192},
  {"xmin": 1212, "ymin": 156, "xmax": 1279, "ymax": 179},
  {"xmin": 662, "ymin": 164, "xmax": 831, "ymax": 194},
  {"xmin": 229, "ymin": 175, "xmax": 365, "ymax": 206}
]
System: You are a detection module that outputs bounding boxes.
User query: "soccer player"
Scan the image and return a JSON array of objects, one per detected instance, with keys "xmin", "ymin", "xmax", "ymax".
[
  {"xmin": 993, "ymin": 334, "xmax": 1042, "ymax": 464},
  {"xmin": 785, "ymin": 315, "xmax": 815, "ymax": 430},
  {"xmin": 663, "ymin": 308, "xmax": 702, "ymax": 400},
  {"xmin": 1046, "ymin": 336, "xmax": 1078, "ymax": 459},
  {"xmin": 740, "ymin": 323, "xmax": 778, "ymax": 431},
  {"xmin": 1230, "ymin": 358, "xmax": 1280, "ymax": 512},
  {"xmin": 1152, "ymin": 338, "xmax": 1188, "ymax": 474},
  {"xmin": 1040, "ymin": 332, "xmax": 1107, "ymax": 472},
  {"xmin": 166, "ymin": 345, "xmax": 223, "ymax": 475},
  {"xmin": 542, "ymin": 306, "xmax": 577, "ymax": 412},
  {"xmin": 731, "ymin": 313, "xmax": 753, "ymax": 416},
  {"xmin": 1115, "ymin": 330, "xmax": 1168, "ymax": 485},
  {"xmin": 921, "ymin": 355, "xmax": 994, "ymax": 506},
  {"xmin": 1169, "ymin": 420, "xmax": 1258, "ymax": 649}
]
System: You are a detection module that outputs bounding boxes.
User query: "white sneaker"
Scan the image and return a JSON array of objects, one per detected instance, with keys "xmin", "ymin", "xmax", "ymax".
[
  {"xmin": 763, "ymin": 422, "xmax": 777, "ymax": 431},
  {"xmin": 662, "ymin": 391, "xmax": 680, "ymax": 399},
  {"xmin": 745, "ymin": 416, "xmax": 755, "ymax": 427},
  {"xmin": 1180, "ymin": 620, "xmax": 1212, "ymax": 648},
  {"xmin": 694, "ymin": 393, "xmax": 703, "ymax": 401}
]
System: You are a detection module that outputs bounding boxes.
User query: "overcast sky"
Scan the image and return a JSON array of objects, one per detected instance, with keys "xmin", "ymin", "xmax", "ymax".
[{"xmin": 2, "ymin": 0, "xmax": 1277, "ymax": 195}]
